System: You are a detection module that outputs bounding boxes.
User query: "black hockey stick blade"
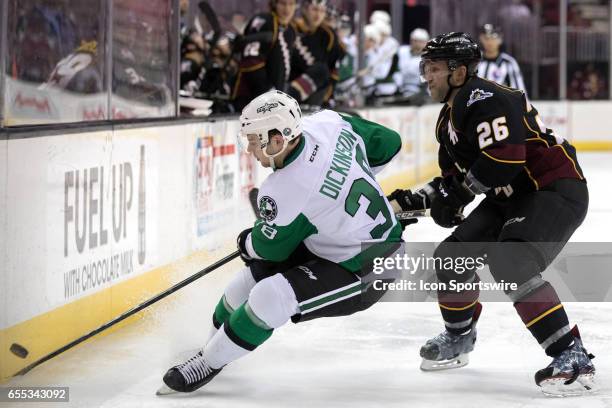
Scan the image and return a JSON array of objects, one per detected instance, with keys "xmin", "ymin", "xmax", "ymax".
[{"xmin": 13, "ymin": 250, "xmax": 240, "ymax": 377}]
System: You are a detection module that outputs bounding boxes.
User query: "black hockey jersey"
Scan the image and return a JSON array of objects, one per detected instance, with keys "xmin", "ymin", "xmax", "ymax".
[
  {"xmin": 436, "ymin": 76, "xmax": 584, "ymax": 201},
  {"xmin": 292, "ymin": 19, "xmax": 345, "ymax": 74},
  {"xmin": 291, "ymin": 19, "xmax": 345, "ymax": 100},
  {"xmin": 232, "ymin": 12, "xmax": 296, "ymax": 109}
]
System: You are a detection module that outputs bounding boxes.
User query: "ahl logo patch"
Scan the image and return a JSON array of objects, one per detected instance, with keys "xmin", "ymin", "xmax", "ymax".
[
  {"xmin": 257, "ymin": 102, "xmax": 279, "ymax": 114},
  {"xmin": 467, "ymin": 89, "xmax": 494, "ymax": 107},
  {"xmin": 259, "ymin": 196, "xmax": 278, "ymax": 222}
]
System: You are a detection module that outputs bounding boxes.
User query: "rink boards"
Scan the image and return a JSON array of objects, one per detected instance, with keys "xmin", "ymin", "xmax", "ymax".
[{"xmin": 0, "ymin": 101, "xmax": 610, "ymax": 381}]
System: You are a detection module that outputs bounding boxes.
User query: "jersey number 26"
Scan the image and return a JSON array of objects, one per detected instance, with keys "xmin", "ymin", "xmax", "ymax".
[{"xmin": 477, "ymin": 116, "xmax": 509, "ymax": 149}]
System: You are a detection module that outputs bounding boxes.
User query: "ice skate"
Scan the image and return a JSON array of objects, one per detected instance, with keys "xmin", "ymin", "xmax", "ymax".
[
  {"xmin": 420, "ymin": 302, "xmax": 481, "ymax": 371},
  {"xmin": 156, "ymin": 350, "xmax": 222, "ymax": 395},
  {"xmin": 535, "ymin": 326, "xmax": 596, "ymax": 397},
  {"xmin": 420, "ymin": 327, "xmax": 477, "ymax": 371}
]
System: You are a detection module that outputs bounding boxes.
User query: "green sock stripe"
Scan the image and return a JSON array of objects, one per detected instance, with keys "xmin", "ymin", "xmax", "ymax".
[
  {"xmin": 228, "ymin": 303, "xmax": 273, "ymax": 347},
  {"xmin": 214, "ymin": 295, "xmax": 233, "ymax": 325}
]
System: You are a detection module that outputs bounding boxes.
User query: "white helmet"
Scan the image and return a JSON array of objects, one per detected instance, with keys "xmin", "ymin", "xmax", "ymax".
[
  {"xmin": 364, "ymin": 24, "xmax": 382, "ymax": 44},
  {"xmin": 369, "ymin": 10, "xmax": 390, "ymax": 25},
  {"xmin": 373, "ymin": 19, "xmax": 391, "ymax": 37},
  {"xmin": 239, "ymin": 90, "xmax": 302, "ymax": 164},
  {"xmin": 410, "ymin": 28, "xmax": 429, "ymax": 41}
]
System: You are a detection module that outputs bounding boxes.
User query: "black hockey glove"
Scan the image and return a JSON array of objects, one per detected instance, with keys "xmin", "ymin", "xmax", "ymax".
[
  {"xmin": 430, "ymin": 176, "xmax": 475, "ymax": 228},
  {"xmin": 237, "ymin": 228, "xmax": 254, "ymax": 264},
  {"xmin": 387, "ymin": 177, "xmax": 442, "ymax": 212}
]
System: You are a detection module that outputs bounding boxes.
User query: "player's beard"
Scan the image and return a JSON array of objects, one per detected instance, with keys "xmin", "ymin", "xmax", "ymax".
[{"xmin": 429, "ymin": 82, "xmax": 448, "ymax": 103}]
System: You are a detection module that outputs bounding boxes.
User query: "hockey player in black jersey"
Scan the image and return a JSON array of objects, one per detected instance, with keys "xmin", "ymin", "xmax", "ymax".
[
  {"xmin": 387, "ymin": 32, "xmax": 596, "ymax": 396},
  {"xmin": 232, "ymin": 0, "xmax": 297, "ymax": 111},
  {"xmin": 288, "ymin": 0, "xmax": 345, "ymax": 106}
]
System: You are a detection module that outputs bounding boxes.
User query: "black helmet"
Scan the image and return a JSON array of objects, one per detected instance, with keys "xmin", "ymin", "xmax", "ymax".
[{"xmin": 421, "ymin": 32, "xmax": 481, "ymax": 76}]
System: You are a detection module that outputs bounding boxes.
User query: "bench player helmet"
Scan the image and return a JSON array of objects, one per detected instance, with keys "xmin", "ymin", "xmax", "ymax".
[
  {"xmin": 239, "ymin": 90, "xmax": 302, "ymax": 166},
  {"xmin": 420, "ymin": 32, "xmax": 482, "ymax": 102}
]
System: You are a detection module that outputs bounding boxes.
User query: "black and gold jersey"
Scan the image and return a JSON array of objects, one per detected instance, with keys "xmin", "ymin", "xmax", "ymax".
[
  {"xmin": 232, "ymin": 12, "xmax": 296, "ymax": 109},
  {"xmin": 436, "ymin": 76, "xmax": 584, "ymax": 201}
]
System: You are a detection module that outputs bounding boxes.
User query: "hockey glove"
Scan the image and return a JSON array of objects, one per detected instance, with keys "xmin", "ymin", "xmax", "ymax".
[
  {"xmin": 387, "ymin": 177, "xmax": 442, "ymax": 213},
  {"xmin": 430, "ymin": 176, "xmax": 475, "ymax": 228},
  {"xmin": 237, "ymin": 228, "xmax": 254, "ymax": 264}
]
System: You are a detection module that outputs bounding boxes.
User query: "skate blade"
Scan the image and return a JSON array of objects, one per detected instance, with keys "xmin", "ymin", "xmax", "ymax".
[
  {"xmin": 539, "ymin": 374, "xmax": 597, "ymax": 397},
  {"xmin": 420, "ymin": 353, "xmax": 469, "ymax": 371},
  {"xmin": 156, "ymin": 384, "xmax": 179, "ymax": 396}
]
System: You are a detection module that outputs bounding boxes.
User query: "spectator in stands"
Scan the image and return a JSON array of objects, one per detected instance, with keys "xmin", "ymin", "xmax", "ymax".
[
  {"xmin": 231, "ymin": 0, "xmax": 297, "ymax": 111},
  {"xmin": 394, "ymin": 28, "xmax": 429, "ymax": 99},
  {"xmin": 569, "ymin": 63, "xmax": 608, "ymax": 100},
  {"xmin": 477, "ymin": 23, "xmax": 527, "ymax": 94},
  {"xmin": 288, "ymin": 0, "xmax": 345, "ymax": 107},
  {"xmin": 12, "ymin": 1, "xmax": 79, "ymax": 83}
]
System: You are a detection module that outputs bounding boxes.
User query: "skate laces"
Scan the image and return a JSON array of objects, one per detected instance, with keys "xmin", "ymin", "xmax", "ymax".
[
  {"xmin": 177, "ymin": 351, "xmax": 214, "ymax": 385},
  {"xmin": 431, "ymin": 329, "xmax": 471, "ymax": 346}
]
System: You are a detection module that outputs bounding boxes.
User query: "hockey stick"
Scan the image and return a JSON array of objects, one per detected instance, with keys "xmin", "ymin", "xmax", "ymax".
[
  {"xmin": 13, "ymin": 250, "xmax": 240, "ymax": 377},
  {"xmin": 198, "ymin": 1, "xmax": 221, "ymax": 46},
  {"xmin": 395, "ymin": 209, "xmax": 429, "ymax": 220}
]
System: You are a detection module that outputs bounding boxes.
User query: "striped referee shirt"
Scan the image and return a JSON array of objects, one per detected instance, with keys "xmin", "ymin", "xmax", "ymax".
[{"xmin": 477, "ymin": 52, "xmax": 527, "ymax": 94}]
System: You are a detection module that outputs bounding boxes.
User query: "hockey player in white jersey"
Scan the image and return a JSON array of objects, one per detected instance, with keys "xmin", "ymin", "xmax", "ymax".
[{"xmin": 158, "ymin": 90, "xmax": 404, "ymax": 394}]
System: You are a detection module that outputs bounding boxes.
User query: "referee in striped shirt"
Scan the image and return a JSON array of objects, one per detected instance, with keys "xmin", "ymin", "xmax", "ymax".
[{"xmin": 477, "ymin": 24, "xmax": 527, "ymax": 95}]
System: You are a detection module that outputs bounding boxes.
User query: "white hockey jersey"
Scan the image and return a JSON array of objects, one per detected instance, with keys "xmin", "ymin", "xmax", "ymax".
[{"xmin": 246, "ymin": 110, "xmax": 403, "ymax": 273}]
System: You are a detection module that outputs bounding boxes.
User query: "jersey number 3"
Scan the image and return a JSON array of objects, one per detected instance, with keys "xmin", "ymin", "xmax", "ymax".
[
  {"xmin": 477, "ymin": 116, "xmax": 509, "ymax": 149},
  {"xmin": 345, "ymin": 178, "xmax": 393, "ymax": 239}
]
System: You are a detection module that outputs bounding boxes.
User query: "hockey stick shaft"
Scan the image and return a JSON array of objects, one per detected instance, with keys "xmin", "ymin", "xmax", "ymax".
[
  {"xmin": 395, "ymin": 209, "xmax": 430, "ymax": 219},
  {"xmin": 14, "ymin": 250, "xmax": 240, "ymax": 377}
]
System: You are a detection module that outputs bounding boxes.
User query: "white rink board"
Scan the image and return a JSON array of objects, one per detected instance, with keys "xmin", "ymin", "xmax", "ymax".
[
  {"xmin": 2, "ymin": 98, "xmax": 611, "ymax": 331},
  {"xmin": 0, "ymin": 122, "xmax": 261, "ymax": 330}
]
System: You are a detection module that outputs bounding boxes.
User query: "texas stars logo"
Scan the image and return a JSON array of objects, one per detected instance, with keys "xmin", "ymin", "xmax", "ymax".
[
  {"xmin": 259, "ymin": 196, "xmax": 278, "ymax": 222},
  {"xmin": 257, "ymin": 102, "xmax": 279, "ymax": 114}
]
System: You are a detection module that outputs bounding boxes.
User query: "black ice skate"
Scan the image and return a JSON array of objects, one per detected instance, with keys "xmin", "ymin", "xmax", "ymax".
[
  {"xmin": 535, "ymin": 326, "xmax": 596, "ymax": 397},
  {"xmin": 420, "ymin": 303, "xmax": 482, "ymax": 371},
  {"xmin": 156, "ymin": 350, "xmax": 222, "ymax": 395}
]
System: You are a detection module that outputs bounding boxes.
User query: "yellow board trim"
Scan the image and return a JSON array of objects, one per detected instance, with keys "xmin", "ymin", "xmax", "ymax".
[
  {"xmin": 0, "ymin": 249, "xmax": 232, "ymax": 382},
  {"xmin": 439, "ymin": 300, "xmax": 478, "ymax": 311},
  {"xmin": 525, "ymin": 304, "xmax": 563, "ymax": 328},
  {"xmin": 573, "ymin": 141, "xmax": 612, "ymax": 151}
]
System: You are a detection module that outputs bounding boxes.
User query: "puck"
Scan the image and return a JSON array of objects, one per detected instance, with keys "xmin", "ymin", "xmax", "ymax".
[{"xmin": 10, "ymin": 343, "xmax": 29, "ymax": 359}]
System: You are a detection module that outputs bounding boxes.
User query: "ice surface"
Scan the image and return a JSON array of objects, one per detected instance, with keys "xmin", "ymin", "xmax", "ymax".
[{"xmin": 4, "ymin": 153, "xmax": 612, "ymax": 408}]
